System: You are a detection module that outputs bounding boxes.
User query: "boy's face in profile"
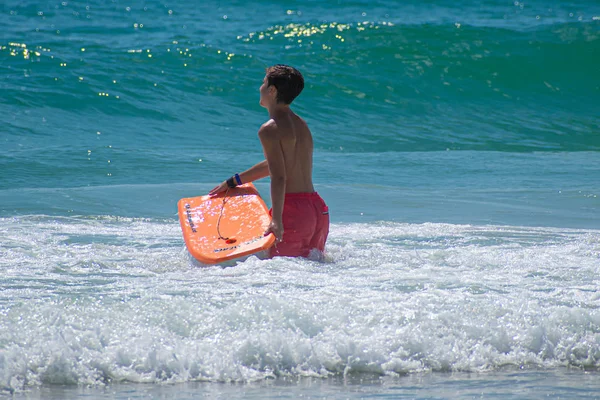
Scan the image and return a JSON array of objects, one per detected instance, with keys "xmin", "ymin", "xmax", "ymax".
[{"xmin": 259, "ymin": 76, "xmax": 274, "ymax": 107}]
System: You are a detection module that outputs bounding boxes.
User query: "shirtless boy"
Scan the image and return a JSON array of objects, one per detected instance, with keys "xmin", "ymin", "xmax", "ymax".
[{"xmin": 209, "ymin": 64, "xmax": 329, "ymax": 258}]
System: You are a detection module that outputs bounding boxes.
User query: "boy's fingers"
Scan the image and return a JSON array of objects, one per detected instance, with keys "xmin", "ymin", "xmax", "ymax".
[
  {"xmin": 208, "ymin": 182, "xmax": 225, "ymax": 196},
  {"xmin": 264, "ymin": 229, "xmax": 282, "ymax": 242}
]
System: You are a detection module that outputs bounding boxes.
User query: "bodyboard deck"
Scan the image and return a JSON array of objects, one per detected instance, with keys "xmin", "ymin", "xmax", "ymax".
[{"xmin": 177, "ymin": 183, "xmax": 275, "ymax": 264}]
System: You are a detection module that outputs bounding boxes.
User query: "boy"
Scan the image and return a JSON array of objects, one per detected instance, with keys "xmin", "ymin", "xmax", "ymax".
[{"xmin": 209, "ymin": 64, "xmax": 329, "ymax": 259}]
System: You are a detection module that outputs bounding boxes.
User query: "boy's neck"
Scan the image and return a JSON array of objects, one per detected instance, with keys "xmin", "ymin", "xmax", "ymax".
[{"xmin": 267, "ymin": 103, "xmax": 291, "ymax": 119}]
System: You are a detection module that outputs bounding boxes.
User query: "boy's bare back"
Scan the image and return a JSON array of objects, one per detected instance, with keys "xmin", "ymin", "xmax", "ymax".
[{"xmin": 264, "ymin": 110, "xmax": 315, "ymax": 194}]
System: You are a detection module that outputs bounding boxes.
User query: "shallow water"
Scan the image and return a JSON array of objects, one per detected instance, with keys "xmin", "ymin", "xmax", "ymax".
[{"xmin": 9, "ymin": 371, "xmax": 600, "ymax": 399}]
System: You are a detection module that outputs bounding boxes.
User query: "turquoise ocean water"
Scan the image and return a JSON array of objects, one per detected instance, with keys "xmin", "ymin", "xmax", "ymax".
[{"xmin": 1, "ymin": 0, "xmax": 599, "ymax": 398}]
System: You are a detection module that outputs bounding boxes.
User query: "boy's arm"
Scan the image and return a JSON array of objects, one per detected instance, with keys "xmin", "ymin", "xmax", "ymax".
[
  {"xmin": 258, "ymin": 124, "xmax": 286, "ymax": 241},
  {"xmin": 208, "ymin": 160, "xmax": 269, "ymax": 196},
  {"xmin": 239, "ymin": 160, "xmax": 269, "ymax": 184}
]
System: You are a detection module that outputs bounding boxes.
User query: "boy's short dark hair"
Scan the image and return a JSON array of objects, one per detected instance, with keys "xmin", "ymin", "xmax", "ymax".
[{"xmin": 266, "ymin": 64, "xmax": 304, "ymax": 105}]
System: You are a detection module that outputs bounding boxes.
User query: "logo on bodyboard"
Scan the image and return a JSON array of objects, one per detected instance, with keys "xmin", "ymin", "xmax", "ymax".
[
  {"xmin": 214, "ymin": 236, "xmax": 264, "ymax": 253},
  {"xmin": 184, "ymin": 204, "xmax": 197, "ymax": 233}
]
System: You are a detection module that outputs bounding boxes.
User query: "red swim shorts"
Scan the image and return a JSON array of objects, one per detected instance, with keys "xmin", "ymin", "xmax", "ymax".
[{"xmin": 269, "ymin": 192, "xmax": 329, "ymax": 259}]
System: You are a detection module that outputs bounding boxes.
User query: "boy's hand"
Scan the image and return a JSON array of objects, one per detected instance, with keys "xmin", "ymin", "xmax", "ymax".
[
  {"xmin": 209, "ymin": 181, "xmax": 228, "ymax": 196},
  {"xmin": 265, "ymin": 219, "xmax": 284, "ymax": 242}
]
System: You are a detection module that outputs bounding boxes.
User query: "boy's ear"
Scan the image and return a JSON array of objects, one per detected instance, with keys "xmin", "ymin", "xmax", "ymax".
[{"xmin": 269, "ymin": 85, "xmax": 277, "ymax": 98}]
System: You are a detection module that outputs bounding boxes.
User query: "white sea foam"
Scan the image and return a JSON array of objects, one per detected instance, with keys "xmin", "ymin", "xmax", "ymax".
[{"xmin": 0, "ymin": 216, "xmax": 599, "ymax": 392}]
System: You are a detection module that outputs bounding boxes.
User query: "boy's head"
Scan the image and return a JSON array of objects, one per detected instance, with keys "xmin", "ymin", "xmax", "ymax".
[{"xmin": 264, "ymin": 64, "xmax": 304, "ymax": 105}]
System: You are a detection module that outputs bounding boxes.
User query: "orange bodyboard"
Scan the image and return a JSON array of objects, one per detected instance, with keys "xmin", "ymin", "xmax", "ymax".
[{"xmin": 177, "ymin": 183, "xmax": 276, "ymax": 264}]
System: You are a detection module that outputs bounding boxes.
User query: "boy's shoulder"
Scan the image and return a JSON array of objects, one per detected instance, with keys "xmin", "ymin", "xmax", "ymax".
[{"xmin": 258, "ymin": 119, "xmax": 280, "ymax": 141}]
